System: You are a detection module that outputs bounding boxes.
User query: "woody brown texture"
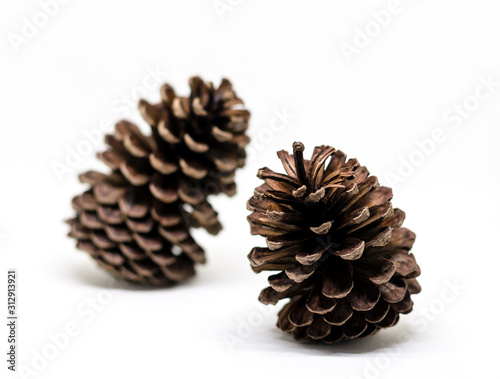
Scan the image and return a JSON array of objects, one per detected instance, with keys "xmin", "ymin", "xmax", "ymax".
[
  {"xmin": 68, "ymin": 77, "xmax": 250, "ymax": 285},
  {"xmin": 247, "ymin": 142, "xmax": 421, "ymax": 342}
]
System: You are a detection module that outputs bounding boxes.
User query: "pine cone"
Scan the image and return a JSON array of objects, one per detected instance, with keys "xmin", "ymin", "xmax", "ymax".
[
  {"xmin": 67, "ymin": 77, "xmax": 250, "ymax": 286},
  {"xmin": 247, "ymin": 142, "xmax": 421, "ymax": 343}
]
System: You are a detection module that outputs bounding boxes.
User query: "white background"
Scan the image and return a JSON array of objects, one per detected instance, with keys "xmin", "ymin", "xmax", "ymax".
[{"xmin": 1, "ymin": 1, "xmax": 499, "ymax": 378}]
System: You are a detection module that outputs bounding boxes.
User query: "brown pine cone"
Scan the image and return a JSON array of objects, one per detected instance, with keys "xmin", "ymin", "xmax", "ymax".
[
  {"xmin": 247, "ymin": 142, "xmax": 421, "ymax": 342},
  {"xmin": 67, "ymin": 77, "xmax": 250, "ymax": 286}
]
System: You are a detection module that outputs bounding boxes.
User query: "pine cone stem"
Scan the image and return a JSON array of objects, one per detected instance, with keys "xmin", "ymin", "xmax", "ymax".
[{"xmin": 293, "ymin": 142, "xmax": 308, "ymax": 185}]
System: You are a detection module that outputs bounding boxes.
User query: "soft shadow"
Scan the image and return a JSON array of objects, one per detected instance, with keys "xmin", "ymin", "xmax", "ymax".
[
  {"xmin": 246, "ymin": 321, "xmax": 418, "ymax": 356},
  {"xmin": 68, "ymin": 259, "xmax": 183, "ymax": 292}
]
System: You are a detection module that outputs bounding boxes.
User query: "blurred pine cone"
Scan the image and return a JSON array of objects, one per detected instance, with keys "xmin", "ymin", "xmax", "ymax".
[
  {"xmin": 67, "ymin": 77, "xmax": 250, "ymax": 286},
  {"xmin": 247, "ymin": 142, "xmax": 421, "ymax": 342}
]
